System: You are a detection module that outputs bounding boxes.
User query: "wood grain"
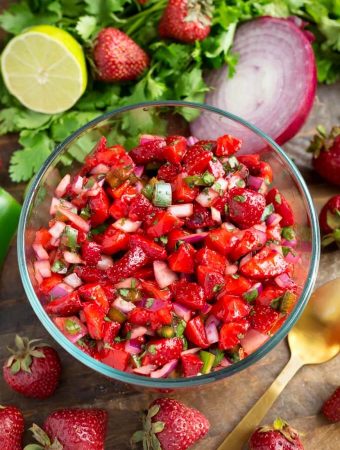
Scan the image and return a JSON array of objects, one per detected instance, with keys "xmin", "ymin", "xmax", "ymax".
[{"xmin": 0, "ymin": 5, "xmax": 339, "ymax": 447}]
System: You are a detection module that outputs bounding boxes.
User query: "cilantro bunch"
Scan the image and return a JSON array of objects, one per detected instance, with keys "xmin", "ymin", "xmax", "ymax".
[{"xmin": 0, "ymin": 0, "xmax": 339, "ymax": 183}]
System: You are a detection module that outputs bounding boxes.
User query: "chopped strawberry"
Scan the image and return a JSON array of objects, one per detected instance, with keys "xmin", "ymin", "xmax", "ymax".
[
  {"xmin": 128, "ymin": 194, "xmax": 154, "ymax": 221},
  {"xmin": 240, "ymin": 247, "xmax": 288, "ymax": 280},
  {"xmin": 186, "ymin": 203, "xmax": 215, "ymax": 229},
  {"xmin": 143, "ymin": 338, "xmax": 183, "ymax": 366},
  {"xmin": 130, "ymin": 139, "xmax": 166, "ymax": 164},
  {"xmin": 34, "ymin": 228, "xmax": 52, "ymax": 249},
  {"xmin": 256, "ymin": 285, "xmax": 285, "ymax": 306},
  {"xmin": 39, "ymin": 274, "xmax": 63, "ymax": 295},
  {"xmin": 219, "ymin": 319, "xmax": 250, "ymax": 350},
  {"xmin": 266, "ymin": 188, "xmax": 294, "ymax": 227},
  {"xmin": 172, "ymin": 174, "xmax": 199, "ymax": 202},
  {"xmin": 237, "ymin": 154, "xmax": 261, "ymax": 172},
  {"xmin": 78, "ymin": 284, "xmax": 109, "ymax": 313},
  {"xmin": 185, "ymin": 316, "xmax": 209, "ymax": 348},
  {"xmin": 45, "ymin": 292, "xmax": 82, "ymax": 316},
  {"xmin": 322, "ymin": 386, "xmax": 340, "ymax": 423},
  {"xmin": 183, "ymin": 143, "xmax": 213, "ymax": 174},
  {"xmin": 216, "ymin": 134, "xmax": 242, "ymax": 156},
  {"xmin": 230, "ymin": 229, "xmax": 264, "ymax": 261},
  {"xmin": 89, "ymin": 188, "xmax": 110, "ymax": 227},
  {"xmin": 130, "ymin": 234, "xmax": 167, "ymax": 260},
  {"xmin": 168, "ymin": 243, "xmax": 195, "ymax": 273},
  {"xmin": 211, "ymin": 190, "xmax": 229, "ymax": 212},
  {"xmin": 250, "ymin": 305, "xmax": 280, "ymax": 334},
  {"xmin": 158, "ymin": 163, "xmax": 182, "ymax": 182},
  {"xmin": 212, "ymin": 294, "xmax": 251, "ymax": 323},
  {"xmin": 146, "ymin": 211, "xmax": 182, "ymax": 238},
  {"xmin": 227, "ymin": 187, "xmax": 266, "ymax": 229},
  {"xmin": 102, "ymin": 321, "xmax": 121, "ymax": 344},
  {"xmin": 98, "ymin": 344, "xmax": 130, "ymax": 371},
  {"xmin": 181, "ymin": 353, "xmax": 204, "ymax": 377},
  {"xmin": 107, "ymin": 246, "xmax": 150, "ymax": 284},
  {"xmin": 81, "ymin": 240, "xmax": 101, "ymax": 265},
  {"xmin": 75, "ymin": 266, "xmax": 106, "ymax": 283},
  {"xmin": 163, "ymin": 135, "xmax": 187, "ymax": 164},
  {"xmin": 196, "ymin": 265, "xmax": 225, "ymax": 300},
  {"xmin": 167, "ymin": 229, "xmax": 190, "ymax": 252},
  {"xmin": 195, "ymin": 247, "xmax": 226, "ymax": 274},
  {"xmin": 129, "ymin": 305, "xmax": 172, "ymax": 331},
  {"xmin": 206, "ymin": 227, "xmax": 239, "ymax": 256},
  {"xmin": 83, "ymin": 302, "xmax": 106, "ymax": 340},
  {"xmin": 141, "ymin": 280, "xmax": 172, "ymax": 301},
  {"xmin": 222, "ymin": 274, "xmax": 252, "ymax": 296},
  {"xmin": 171, "ymin": 280, "xmax": 205, "ymax": 310},
  {"xmin": 133, "ymin": 266, "xmax": 154, "ymax": 280},
  {"xmin": 266, "ymin": 224, "xmax": 282, "ymax": 242},
  {"xmin": 108, "ymin": 198, "xmax": 129, "ymax": 219},
  {"xmin": 208, "ymin": 158, "xmax": 225, "ymax": 178},
  {"xmin": 95, "ymin": 225, "xmax": 129, "ymax": 255}
]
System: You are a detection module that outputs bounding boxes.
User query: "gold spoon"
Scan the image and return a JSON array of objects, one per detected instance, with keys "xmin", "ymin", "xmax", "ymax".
[{"xmin": 218, "ymin": 278, "xmax": 340, "ymax": 450}]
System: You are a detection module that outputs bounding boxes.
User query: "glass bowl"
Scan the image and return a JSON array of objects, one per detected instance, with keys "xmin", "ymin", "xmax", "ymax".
[{"xmin": 17, "ymin": 101, "xmax": 320, "ymax": 389}]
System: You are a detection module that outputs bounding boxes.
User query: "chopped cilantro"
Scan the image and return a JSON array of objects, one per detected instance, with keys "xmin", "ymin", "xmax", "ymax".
[
  {"xmin": 261, "ymin": 203, "xmax": 274, "ymax": 221},
  {"xmin": 233, "ymin": 195, "xmax": 246, "ymax": 203},
  {"xmin": 243, "ymin": 288, "xmax": 258, "ymax": 302},
  {"xmin": 275, "ymin": 193, "xmax": 282, "ymax": 204},
  {"xmin": 281, "ymin": 226, "xmax": 296, "ymax": 241},
  {"xmin": 148, "ymin": 344, "xmax": 157, "ymax": 355},
  {"xmin": 159, "ymin": 235, "xmax": 168, "ymax": 245}
]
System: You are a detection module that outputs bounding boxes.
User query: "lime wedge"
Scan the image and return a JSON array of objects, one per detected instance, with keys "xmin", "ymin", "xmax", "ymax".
[{"xmin": 1, "ymin": 25, "xmax": 87, "ymax": 114}]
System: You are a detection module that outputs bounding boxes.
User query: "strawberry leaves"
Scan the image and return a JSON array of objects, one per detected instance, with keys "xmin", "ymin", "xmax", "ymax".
[
  {"xmin": 24, "ymin": 424, "xmax": 63, "ymax": 450},
  {"xmin": 131, "ymin": 404, "xmax": 165, "ymax": 450},
  {"xmin": 6, "ymin": 336, "xmax": 45, "ymax": 374}
]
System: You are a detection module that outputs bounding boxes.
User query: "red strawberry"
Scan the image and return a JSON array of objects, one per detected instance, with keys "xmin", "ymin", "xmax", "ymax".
[
  {"xmin": 45, "ymin": 291, "xmax": 82, "ymax": 316},
  {"xmin": 250, "ymin": 304, "xmax": 280, "ymax": 334},
  {"xmin": 128, "ymin": 194, "xmax": 154, "ymax": 221},
  {"xmin": 98, "ymin": 344, "xmax": 130, "ymax": 371},
  {"xmin": 240, "ymin": 247, "xmax": 288, "ymax": 280},
  {"xmin": 143, "ymin": 338, "xmax": 183, "ymax": 366},
  {"xmin": 159, "ymin": 0, "xmax": 213, "ymax": 44},
  {"xmin": 168, "ymin": 243, "xmax": 195, "ymax": 273},
  {"xmin": 319, "ymin": 195, "xmax": 340, "ymax": 248},
  {"xmin": 158, "ymin": 163, "xmax": 182, "ymax": 182},
  {"xmin": 94, "ymin": 225, "xmax": 129, "ymax": 255},
  {"xmin": 249, "ymin": 417, "xmax": 304, "ymax": 450},
  {"xmin": 171, "ymin": 279, "xmax": 205, "ymax": 310},
  {"xmin": 216, "ymin": 134, "xmax": 242, "ymax": 156},
  {"xmin": 0, "ymin": 405, "xmax": 24, "ymax": 450},
  {"xmin": 163, "ymin": 135, "xmax": 187, "ymax": 164},
  {"xmin": 89, "ymin": 188, "xmax": 110, "ymax": 227},
  {"xmin": 212, "ymin": 294, "xmax": 251, "ymax": 323},
  {"xmin": 308, "ymin": 126, "xmax": 340, "ymax": 186},
  {"xmin": 222, "ymin": 274, "xmax": 252, "ymax": 296},
  {"xmin": 195, "ymin": 247, "xmax": 226, "ymax": 274},
  {"xmin": 206, "ymin": 227, "xmax": 239, "ymax": 256},
  {"xmin": 146, "ymin": 211, "xmax": 182, "ymax": 238},
  {"xmin": 27, "ymin": 409, "xmax": 108, "ymax": 450},
  {"xmin": 132, "ymin": 398, "xmax": 210, "ymax": 450},
  {"xmin": 130, "ymin": 139, "xmax": 166, "ymax": 164},
  {"xmin": 196, "ymin": 265, "xmax": 225, "ymax": 300},
  {"xmin": 219, "ymin": 319, "xmax": 249, "ymax": 350},
  {"xmin": 93, "ymin": 28, "xmax": 149, "ymax": 82},
  {"xmin": 107, "ymin": 245, "xmax": 150, "ymax": 283},
  {"xmin": 130, "ymin": 234, "xmax": 167, "ymax": 260},
  {"xmin": 3, "ymin": 336, "xmax": 61, "ymax": 399},
  {"xmin": 83, "ymin": 302, "xmax": 106, "ymax": 340},
  {"xmin": 230, "ymin": 229, "xmax": 264, "ymax": 261},
  {"xmin": 322, "ymin": 386, "xmax": 340, "ymax": 422},
  {"xmin": 185, "ymin": 316, "xmax": 209, "ymax": 348},
  {"xmin": 183, "ymin": 141, "xmax": 213, "ymax": 174},
  {"xmin": 186, "ymin": 203, "xmax": 216, "ymax": 229},
  {"xmin": 266, "ymin": 188, "xmax": 294, "ymax": 227},
  {"xmin": 78, "ymin": 284, "xmax": 109, "ymax": 313},
  {"xmin": 75, "ymin": 265, "xmax": 107, "ymax": 283},
  {"xmin": 227, "ymin": 187, "xmax": 266, "ymax": 229},
  {"xmin": 181, "ymin": 353, "xmax": 203, "ymax": 377},
  {"xmin": 81, "ymin": 240, "xmax": 102, "ymax": 265}
]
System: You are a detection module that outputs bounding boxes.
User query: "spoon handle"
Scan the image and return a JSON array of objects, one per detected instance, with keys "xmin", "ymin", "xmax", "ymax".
[{"xmin": 217, "ymin": 353, "xmax": 304, "ymax": 450}]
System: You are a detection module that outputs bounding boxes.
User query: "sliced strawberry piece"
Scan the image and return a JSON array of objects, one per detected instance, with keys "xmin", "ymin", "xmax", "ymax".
[
  {"xmin": 34, "ymin": 228, "xmax": 52, "ymax": 249},
  {"xmin": 195, "ymin": 247, "xmax": 226, "ymax": 274},
  {"xmin": 230, "ymin": 230, "xmax": 264, "ymax": 261},
  {"xmin": 172, "ymin": 174, "xmax": 199, "ymax": 202},
  {"xmin": 94, "ymin": 225, "xmax": 129, "ymax": 255},
  {"xmin": 108, "ymin": 198, "xmax": 129, "ymax": 219},
  {"xmin": 167, "ymin": 229, "xmax": 190, "ymax": 252},
  {"xmin": 250, "ymin": 305, "xmax": 280, "ymax": 334},
  {"xmin": 130, "ymin": 234, "xmax": 167, "ymax": 260},
  {"xmin": 240, "ymin": 247, "xmax": 288, "ymax": 280},
  {"xmin": 107, "ymin": 246, "xmax": 150, "ymax": 284},
  {"xmin": 128, "ymin": 194, "xmax": 154, "ymax": 221},
  {"xmin": 219, "ymin": 319, "xmax": 250, "ymax": 350},
  {"xmin": 168, "ymin": 243, "xmax": 195, "ymax": 273},
  {"xmin": 129, "ymin": 139, "xmax": 166, "ymax": 164},
  {"xmin": 196, "ymin": 265, "xmax": 225, "ymax": 300},
  {"xmin": 83, "ymin": 302, "xmax": 106, "ymax": 340},
  {"xmin": 266, "ymin": 188, "xmax": 294, "ymax": 227},
  {"xmin": 102, "ymin": 321, "xmax": 121, "ymax": 344},
  {"xmin": 133, "ymin": 266, "xmax": 154, "ymax": 280},
  {"xmin": 228, "ymin": 187, "xmax": 266, "ymax": 229},
  {"xmin": 184, "ymin": 316, "xmax": 209, "ymax": 348},
  {"xmin": 186, "ymin": 203, "xmax": 216, "ymax": 230},
  {"xmin": 183, "ymin": 143, "xmax": 213, "ymax": 175},
  {"xmin": 206, "ymin": 228, "xmax": 239, "ymax": 256},
  {"xmin": 212, "ymin": 294, "xmax": 251, "ymax": 323},
  {"xmin": 98, "ymin": 344, "xmax": 130, "ymax": 371},
  {"xmin": 171, "ymin": 280, "xmax": 205, "ymax": 311},
  {"xmin": 89, "ymin": 188, "xmax": 110, "ymax": 227},
  {"xmin": 78, "ymin": 283, "xmax": 109, "ymax": 313},
  {"xmin": 266, "ymin": 224, "xmax": 282, "ymax": 242},
  {"xmin": 39, "ymin": 274, "xmax": 63, "ymax": 295},
  {"xmin": 141, "ymin": 280, "xmax": 172, "ymax": 301},
  {"xmin": 157, "ymin": 163, "xmax": 182, "ymax": 182},
  {"xmin": 181, "ymin": 353, "xmax": 204, "ymax": 377},
  {"xmin": 75, "ymin": 266, "xmax": 107, "ymax": 283},
  {"xmin": 146, "ymin": 211, "xmax": 182, "ymax": 238},
  {"xmin": 256, "ymin": 285, "xmax": 285, "ymax": 306},
  {"xmin": 211, "ymin": 190, "xmax": 229, "ymax": 213},
  {"xmin": 216, "ymin": 134, "xmax": 242, "ymax": 156},
  {"xmin": 81, "ymin": 241, "xmax": 102, "ymax": 265},
  {"xmin": 143, "ymin": 338, "xmax": 183, "ymax": 366},
  {"xmin": 45, "ymin": 292, "xmax": 82, "ymax": 316},
  {"xmin": 222, "ymin": 274, "xmax": 252, "ymax": 296},
  {"xmin": 237, "ymin": 154, "xmax": 261, "ymax": 172},
  {"xmin": 258, "ymin": 161, "xmax": 273, "ymax": 184},
  {"xmin": 163, "ymin": 135, "xmax": 187, "ymax": 164}
]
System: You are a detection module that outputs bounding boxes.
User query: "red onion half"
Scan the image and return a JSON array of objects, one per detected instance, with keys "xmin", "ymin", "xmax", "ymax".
[{"xmin": 191, "ymin": 17, "xmax": 316, "ymax": 152}]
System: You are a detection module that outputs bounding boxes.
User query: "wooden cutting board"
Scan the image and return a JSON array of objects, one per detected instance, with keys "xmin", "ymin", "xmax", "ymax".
[{"xmin": 0, "ymin": 16, "xmax": 339, "ymax": 450}]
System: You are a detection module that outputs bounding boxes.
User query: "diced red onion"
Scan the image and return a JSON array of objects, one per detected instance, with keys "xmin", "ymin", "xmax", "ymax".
[
  {"xmin": 252, "ymin": 229, "xmax": 267, "ymax": 246},
  {"xmin": 181, "ymin": 347, "xmax": 201, "ymax": 355},
  {"xmin": 253, "ymin": 223, "xmax": 267, "ymax": 233},
  {"xmin": 219, "ymin": 358, "xmax": 232, "ymax": 368},
  {"xmin": 244, "ymin": 282, "xmax": 263, "ymax": 299},
  {"xmin": 196, "ymin": 188, "xmax": 218, "ymax": 207},
  {"xmin": 205, "ymin": 314, "xmax": 220, "ymax": 327},
  {"xmin": 113, "ymin": 218, "xmax": 142, "ymax": 233},
  {"xmin": 50, "ymin": 237, "xmax": 60, "ymax": 247},
  {"xmin": 133, "ymin": 364, "xmax": 157, "ymax": 375},
  {"xmin": 133, "ymin": 165, "xmax": 144, "ymax": 178},
  {"xmin": 205, "ymin": 321, "xmax": 219, "ymax": 344},
  {"xmin": 248, "ymin": 175, "xmax": 264, "ymax": 191},
  {"xmin": 130, "ymin": 326, "xmax": 148, "ymax": 339},
  {"xmin": 34, "ymin": 268, "xmax": 43, "ymax": 285},
  {"xmin": 64, "ymin": 273, "xmax": 83, "ymax": 289},
  {"xmin": 228, "ymin": 174, "xmax": 245, "ymax": 190},
  {"xmin": 150, "ymin": 359, "xmax": 178, "ymax": 379},
  {"xmin": 90, "ymin": 164, "xmax": 110, "ymax": 175},
  {"xmin": 114, "ymin": 278, "xmax": 140, "ymax": 289},
  {"xmin": 125, "ymin": 339, "xmax": 142, "ymax": 355},
  {"xmin": 191, "ymin": 17, "xmax": 316, "ymax": 152},
  {"xmin": 58, "ymin": 206, "xmax": 90, "ymax": 232},
  {"xmin": 85, "ymin": 186, "xmax": 101, "ymax": 197},
  {"xmin": 285, "ymin": 251, "xmax": 300, "ymax": 264},
  {"xmin": 140, "ymin": 134, "xmax": 164, "ymax": 145},
  {"xmin": 268, "ymin": 243, "xmax": 283, "ymax": 255},
  {"xmin": 139, "ymin": 298, "xmax": 168, "ymax": 312},
  {"xmin": 49, "ymin": 221, "xmax": 66, "ymax": 239},
  {"xmin": 173, "ymin": 303, "xmax": 191, "ymax": 322},
  {"xmin": 33, "ymin": 243, "xmax": 49, "ymax": 261},
  {"xmin": 72, "ymin": 175, "xmax": 84, "ymax": 194},
  {"xmin": 50, "ymin": 282, "xmax": 74, "ymax": 298},
  {"xmin": 282, "ymin": 239, "xmax": 297, "ymax": 248},
  {"xmin": 55, "ymin": 174, "xmax": 71, "ymax": 198},
  {"xmin": 181, "ymin": 232, "xmax": 208, "ymax": 244},
  {"xmin": 97, "ymin": 255, "xmax": 114, "ymax": 270},
  {"xmin": 50, "ymin": 197, "xmax": 75, "ymax": 215},
  {"xmin": 113, "ymin": 296, "xmax": 136, "ymax": 313},
  {"xmin": 208, "ymin": 159, "xmax": 225, "ymax": 178},
  {"xmin": 240, "ymin": 253, "xmax": 252, "ymax": 267},
  {"xmin": 266, "ymin": 213, "xmax": 282, "ymax": 227},
  {"xmin": 168, "ymin": 203, "xmax": 194, "ymax": 218},
  {"xmin": 63, "ymin": 251, "xmax": 83, "ymax": 264},
  {"xmin": 274, "ymin": 272, "xmax": 294, "ymax": 289},
  {"xmin": 34, "ymin": 260, "xmax": 51, "ymax": 278},
  {"xmin": 187, "ymin": 136, "xmax": 198, "ymax": 146},
  {"xmin": 201, "ymin": 303, "xmax": 212, "ymax": 315},
  {"xmin": 153, "ymin": 260, "xmax": 178, "ymax": 289},
  {"xmin": 79, "ymin": 310, "xmax": 86, "ymax": 323},
  {"xmin": 241, "ymin": 329, "xmax": 269, "ymax": 355},
  {"xmin": 222, "ymin": 222, "xmax": 236, "ymax": 231},
  {"xmin": 225, "ymin": 264, "xmax": 238, "ymax": 275},
  {"xmin": 211, "ymin": 207, "xmax": 222, "ymax": 223},
  {"xmin": 214, "ymin": 177, "xmax": 228, "ymax": 192}
]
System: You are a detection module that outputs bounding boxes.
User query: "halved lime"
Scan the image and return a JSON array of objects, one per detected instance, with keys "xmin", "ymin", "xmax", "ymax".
[{"xmin": 1, "ymin": 25, "xmax": 87, "ymax": 114}]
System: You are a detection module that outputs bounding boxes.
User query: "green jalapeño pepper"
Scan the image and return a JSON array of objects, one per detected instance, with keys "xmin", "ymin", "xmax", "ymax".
[{"xmin": 0, "ymin": 187, "xmax": 21, "ymax": 267}]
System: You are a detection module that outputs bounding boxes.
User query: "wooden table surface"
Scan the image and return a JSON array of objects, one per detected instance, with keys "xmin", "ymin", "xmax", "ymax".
[{"xmin": 0, "ymin": 16, "xmax": 340, "ymax": 449}]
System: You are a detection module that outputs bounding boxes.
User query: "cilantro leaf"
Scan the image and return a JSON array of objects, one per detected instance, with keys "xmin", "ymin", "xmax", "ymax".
[{"xmin": 75, "ymin": 15, "xmax": 98, "ymax": 41}]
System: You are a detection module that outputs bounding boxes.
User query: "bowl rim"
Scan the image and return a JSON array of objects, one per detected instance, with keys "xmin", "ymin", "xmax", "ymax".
[{"xmin": 17, "ymin": 100, "xmax": 320, "ymax": 388}]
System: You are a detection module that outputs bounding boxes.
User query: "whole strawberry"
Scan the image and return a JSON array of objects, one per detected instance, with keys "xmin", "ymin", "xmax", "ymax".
[
  {"xmin": 93, "ymin": 28, "xmax": 149, "ymax": 82},
  {"xmin": 249, "ymin": 418, "xmax": 304, "ymax": 450},
  {"xmin": 319, "ymin": 195, "xmax": 340, "ymax": 248},
  {"xmin": 3, "ymin": 335, "xmax": 61, "ymax": 399},
  {"xmin": 308, "ymin": 125, "xmax": 340, "ymax": 186},
  {"xmin": 132, "ymin": 398, "xmax": 210, "ymax": 450},
  {"xmin": 25, "ymin": 409, "xmax": 108, "ymax": 450},
  {"xmin": 159, "ymin": 0, "xmax": 213, "ymax": 44},
  {"xmin": 0, "ymin": 405, "xmax": 24, "ymax": 450},
  {"xmin": 322, "ymin": 386, "xmax": 340, "ymax": 422}
]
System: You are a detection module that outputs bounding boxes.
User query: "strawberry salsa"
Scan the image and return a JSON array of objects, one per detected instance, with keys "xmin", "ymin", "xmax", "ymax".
[{"xmin": 32, "ymin": 133, "xmax": 300, "ymax": 378}]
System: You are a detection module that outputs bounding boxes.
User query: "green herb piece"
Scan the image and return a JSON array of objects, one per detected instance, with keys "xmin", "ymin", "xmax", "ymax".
[
  {"xmin": 153, "ymin": 182, "xmax": 172, "ymax": 207},
  {"xmin": 211, "ymin": 349, "xmax": 225, "ymax": 368},
  {"xmin": 213, "ymin": 284, "xmax": 223, "ymax": 293},
  {"xmin": 142, "ymin": 184, "xmax": 154, "ymax": 200},
  {"xmin": 159, "ymin": 235, "xmax": 168, "ymax": 245},
  {"xmin": 233, "ymin": 195, "xmax": 246, "ymax": 203},
  {"xmin": 51, "ymin": 260, "xmax": 67, "ymax": 274},
  {"xmin": 184, "ymin": 171, "xmax": 215, "ymax": 187},
  {"xmin": 199, "ymin": 351, "xmax": 216, "ymax": 374},
  {"xmin": 275, "ymin": 193, "xmax": 282, "ymax": 204},
  {"xmin": 281, "ymin": 226, "xmax": 296, "ymax": 241},
  {"xmin": 243, "ymin": 288, "xmax": 258, "ymax": 303},
  {"xmin": 175, "ymin": 320, "xmax": 186, "ymax": 337},
  {"xmin": 65, "ymin": 319, "xmax": 81, "ymax": 335},
  {"xmin": 63, "ymin": 225, "xmax": 78, "ymax": 251},
  {"xmin": 158, "ymin": 326, "xmax": 175, "ymax": 338},
  {"xmin": 261, "ymin": 203, "xmax": 274, "ymax": 221},
  {"xmin": 148, "ymin": 344, "xmax": 157, "ymax": 355},
  {"xmin": 80, "ymin": 205, "xmax": 91, "ymax": 220}
]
